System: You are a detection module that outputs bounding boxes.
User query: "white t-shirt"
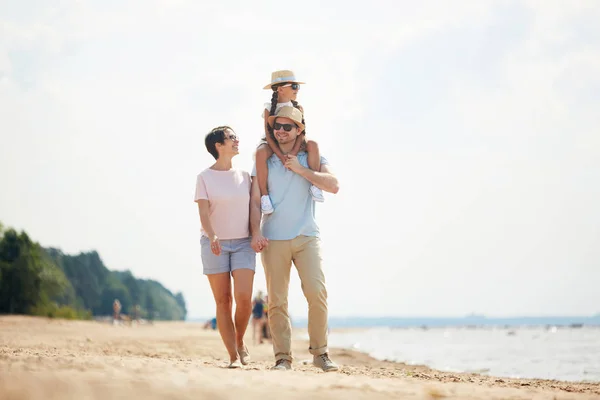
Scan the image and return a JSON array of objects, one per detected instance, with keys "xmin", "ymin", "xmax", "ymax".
[{"xmin": 262, "ymin": 101, "xmax": 294, "ymax": 118}]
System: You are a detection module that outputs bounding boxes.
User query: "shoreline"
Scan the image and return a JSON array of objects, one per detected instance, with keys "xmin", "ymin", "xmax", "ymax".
[
  {"xmin": 307, "ymin": 330, "xmax": 600, "ymax": 395},
  {"xmin": 1, "ymin": 316, "xmax": 599, "ymax": 399},
  {"xmin": 322, "ymin": 327, "xmax": 600, "ymax": 385}
]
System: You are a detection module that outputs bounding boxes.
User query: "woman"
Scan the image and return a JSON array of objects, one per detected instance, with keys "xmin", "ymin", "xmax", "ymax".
[{"xmin": 194, "ymin": 126, "xmax": 261, "ymax": 368}]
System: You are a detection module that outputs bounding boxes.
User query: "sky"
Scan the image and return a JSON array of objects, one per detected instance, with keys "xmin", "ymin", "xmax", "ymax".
[{"xmin": 1, "ymin": 0, "xmax": 599, "ymax": 320}]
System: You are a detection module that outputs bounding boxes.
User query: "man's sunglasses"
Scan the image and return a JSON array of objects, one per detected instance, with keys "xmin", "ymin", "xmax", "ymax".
[
  {"xmin": 281, "ymin": 83, "xmax": 300, "ymax": 90},
  {"xmin": 273, "ymin": 123, "xmax": 297, "ymax": 132}
]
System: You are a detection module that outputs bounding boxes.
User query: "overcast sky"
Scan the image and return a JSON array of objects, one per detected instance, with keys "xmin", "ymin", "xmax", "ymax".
[{"xmin": 1, "ymin": 0, "xmax": 599, "ymax": 320}]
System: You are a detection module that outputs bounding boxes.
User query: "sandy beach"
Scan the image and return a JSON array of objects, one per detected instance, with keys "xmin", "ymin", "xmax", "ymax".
[{"xmin": 0, "ymin": 316, "xmax": 598, "ymax": 399}]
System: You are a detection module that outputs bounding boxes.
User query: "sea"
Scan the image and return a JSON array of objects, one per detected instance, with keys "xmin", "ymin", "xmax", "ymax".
[
  {"xmin": 325, "ymin": 325, "xmax": 600, "ymax": 382},
  {"xmin": 189, "ymin": 315, "xmax": 600, "ymax": 382}
]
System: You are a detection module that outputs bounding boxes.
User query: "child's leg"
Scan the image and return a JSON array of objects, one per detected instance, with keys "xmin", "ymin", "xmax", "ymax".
[
  {"xmin": 256, "ymin": 144, "xmax": 273, "ymax": 197},
  {"xmin": 306, "ymin": 140, "xmax": 321, "ymax": 172}
]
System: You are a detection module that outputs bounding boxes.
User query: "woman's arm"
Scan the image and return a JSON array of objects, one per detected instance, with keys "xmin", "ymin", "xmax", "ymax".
[
  {"xmin": 249, "ymin": 177, "xmax": 268, "ymax": 252},
  {"xmin": 197, "ymin": 200, "xmax": 221, "ymax": 255}
]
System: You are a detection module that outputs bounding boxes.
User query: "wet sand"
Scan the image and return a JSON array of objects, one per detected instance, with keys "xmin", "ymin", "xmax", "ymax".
[{"xmin": 0, "ymin": 316, "xmax": 598, "ymax": 399}]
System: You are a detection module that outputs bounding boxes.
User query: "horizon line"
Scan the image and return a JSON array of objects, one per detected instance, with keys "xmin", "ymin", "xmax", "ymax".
[{"xmin": 186, "ymin": 314, "xmax": 600, "ymax": 321}]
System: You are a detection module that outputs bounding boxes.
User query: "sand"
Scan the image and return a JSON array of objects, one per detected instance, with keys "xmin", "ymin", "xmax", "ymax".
[{"xmin": 0, "ymin": 316, "xmax": 598, "ymax": 400}]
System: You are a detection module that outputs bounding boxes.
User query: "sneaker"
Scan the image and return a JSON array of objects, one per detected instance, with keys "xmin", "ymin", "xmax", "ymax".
[
  {"xmin": 313, "ymin": 353, "xmax": 338, "ymax": 372},
  {"xmin": 228, "ymin": 359, "xmax": 242, "ymax": 369},
  {"xmin": 310, "ymin": 185, "xmax": 325, "ymax": 203},
  {"xmin": 238, "ymin": 346, "xmax": 250, "ymax": 366},
  {"xmin": 271, "ymin": 359, "xmax": 292, "ymax": 371},
  {"xmin": 261, "ymin": 195, "xmax": 274, "ymax": 214}
]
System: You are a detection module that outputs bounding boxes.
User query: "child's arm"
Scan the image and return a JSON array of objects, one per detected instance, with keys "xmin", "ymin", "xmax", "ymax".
[
  {"xmin": 263, "ymin": 109, "xmax": 286, "ymax": 163},
  {"xmin": 289, "ymin": 133, "xmax": 305, "ymax": 157},
  {"xmin": 305, "ymin": 140, "xmax": 321, "ymax": 172},
  {"xmin": 289, "ymin": 104, "xmax": 305, "ymax": 157}
]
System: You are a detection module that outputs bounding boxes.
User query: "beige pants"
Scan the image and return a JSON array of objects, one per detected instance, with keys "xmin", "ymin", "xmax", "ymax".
[{"xmin": 261, "ymin": 235, "xmax": 328, "ymax": 362}]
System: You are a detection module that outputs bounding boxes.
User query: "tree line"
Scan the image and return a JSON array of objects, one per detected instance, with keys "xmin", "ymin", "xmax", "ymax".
[{"xmin": 0, "ymin": 222, "xmax": 186, "ymax": 320}]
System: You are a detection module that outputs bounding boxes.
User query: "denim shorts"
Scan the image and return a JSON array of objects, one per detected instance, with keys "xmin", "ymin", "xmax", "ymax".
[{"xmin": 200, "ymin": 236, "xmax": 256, "ymax": 275}]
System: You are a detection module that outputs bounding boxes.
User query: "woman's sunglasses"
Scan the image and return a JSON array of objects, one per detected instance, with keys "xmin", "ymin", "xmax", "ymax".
[
  {"xmin": 273, "ymin": 123, "xmax": 296, "ymax": 132},
  {"xmin": 281, "ymin": 83, "xmax": 300, "ymax": 90}
]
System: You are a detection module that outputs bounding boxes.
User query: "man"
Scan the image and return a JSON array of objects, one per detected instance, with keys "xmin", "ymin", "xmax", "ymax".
[{"xmin": 250, "ymin": 106, "xmax": 340, "ymax": 372}]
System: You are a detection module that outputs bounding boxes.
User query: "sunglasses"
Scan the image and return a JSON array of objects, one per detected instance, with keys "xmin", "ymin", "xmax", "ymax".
[
  {"xmin": 225, "ymin": 133, "xmax": 238, "ymax": 141},
  {"xmin": 281, "ymin": 83, "xmax": 300, "ymax": 90},
  {"xmin": 273, "ymin": 123, "xmax": 297, "ymax": 132}
]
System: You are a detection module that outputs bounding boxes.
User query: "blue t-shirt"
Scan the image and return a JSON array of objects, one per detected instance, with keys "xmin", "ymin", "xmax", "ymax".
[{"xmin": 252, "ymin": 151, "xmax": 329, "ymax": 240}]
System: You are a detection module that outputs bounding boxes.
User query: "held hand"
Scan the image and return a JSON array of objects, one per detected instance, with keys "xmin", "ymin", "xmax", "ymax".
[
  {"xmin": 259, "ymin": 236, "xmax": 269, "ymax": 251},
  {"xmin": 210, "ymin": 236, "xmax": 221, "ymax": 256},
  {"xmin": 251, "ymin": 235, "xmax": 269, "ymax": 253},
  {"xmin": 284, "ymin": 154, "xmax": 304, "ymax": 173}
]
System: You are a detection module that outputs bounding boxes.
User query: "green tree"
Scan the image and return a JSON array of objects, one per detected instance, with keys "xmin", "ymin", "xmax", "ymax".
[
  {"xmin": 175, "ymin": 292, "xmax": 187, "ymax": 320},
  {"xmin": 0, "ymin": 223, "xmax": 187, "ymax": 321},
  {"xmin": 0, "ymin": 230, "xmax": 41, "ymax": 313},
  {"xmin": 146, "ymin": 291, "xmax": 156, "ymax": 320},
  {"xmin": 114, "ymin": 270, "xmax": 142, "ymax": 313}
]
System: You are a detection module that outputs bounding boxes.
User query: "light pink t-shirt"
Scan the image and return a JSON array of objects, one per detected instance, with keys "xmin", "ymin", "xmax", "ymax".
[{"xmin": 194, "ymin": 168, "xmax": 251, "ymax": 240}]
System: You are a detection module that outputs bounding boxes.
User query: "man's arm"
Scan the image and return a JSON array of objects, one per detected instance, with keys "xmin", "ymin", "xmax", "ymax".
[{"xmin": 285, "ymin": 156, "xmax": 339, "ymax": 194}]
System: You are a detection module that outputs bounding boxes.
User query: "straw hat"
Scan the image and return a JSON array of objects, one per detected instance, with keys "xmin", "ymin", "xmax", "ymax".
[
  {"xmin": 263, "ymin": 70, "xmax": 305, "ymax": 90},
  {"xmin": 267, "ymin": 106, "xmax": 304, "ymax": 132}
]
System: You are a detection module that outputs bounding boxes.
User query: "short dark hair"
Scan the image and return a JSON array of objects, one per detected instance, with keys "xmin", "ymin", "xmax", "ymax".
[{"xmin": 205, "ymin": 126, "xmax": 233, "ymax": 160}]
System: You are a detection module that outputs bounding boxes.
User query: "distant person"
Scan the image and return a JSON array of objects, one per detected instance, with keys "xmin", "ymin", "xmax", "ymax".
[
  {"xmin": 251, "ymin": 291, "xmax": 267, "ymax": 344},
  {"xmin": 249, "ymin": 106, "xmax": 340, "ymax": 372},
  {"xmin": 203, "ymin": 317, "xmax": 217, "ymax": 331},
  {"xmin": 262, "ymin": 295, "xmax": 271, "ymax": 341},
  {"xmin": 112, "ymin": 299, "xmax": 121, "ymax": 325},
  {"xmin": 194, "ymin": 126, "xmax": 267, "ymax": 368}
]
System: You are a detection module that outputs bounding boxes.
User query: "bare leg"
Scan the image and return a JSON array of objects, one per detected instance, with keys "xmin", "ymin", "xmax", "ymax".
[
  {"xmin": 207, "ymin": 272, "xmax": 238, "ymax": 363},
  {"xmin": 261, "ymin": 318, "xmax": 267, "ymax": 342},
  {"xmin": 256, "ymin": 144, "xmax": 273, "ymax": 197},
  {"xmin": 306, "ymin": 140, "xmax": 321, "ymax": 172},
  {"xmin": 232, "ymin": 269, "xmax": 254, "ymax": 349}
]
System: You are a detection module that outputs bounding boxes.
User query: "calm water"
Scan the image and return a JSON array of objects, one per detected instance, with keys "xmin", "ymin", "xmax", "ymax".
[{"xmin": 327, "ymin": 326, "xmax": 600, "ymax": 382}]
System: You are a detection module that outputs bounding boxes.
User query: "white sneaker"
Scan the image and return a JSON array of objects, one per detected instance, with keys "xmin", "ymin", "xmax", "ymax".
[
  {"xmin": 313, "ymin": 353, "xmax": 338, "ymax": 372},
  {"xmin": 272, "ymin": 359, "xmax": 292, "ymax": 371},
  {"xmin": 310, "ymin": 185, "xmax": 325, "ymax": 202},
  {"xmin": 261, "ymin": 195, "xmax": 274, "ymax": 214}
]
